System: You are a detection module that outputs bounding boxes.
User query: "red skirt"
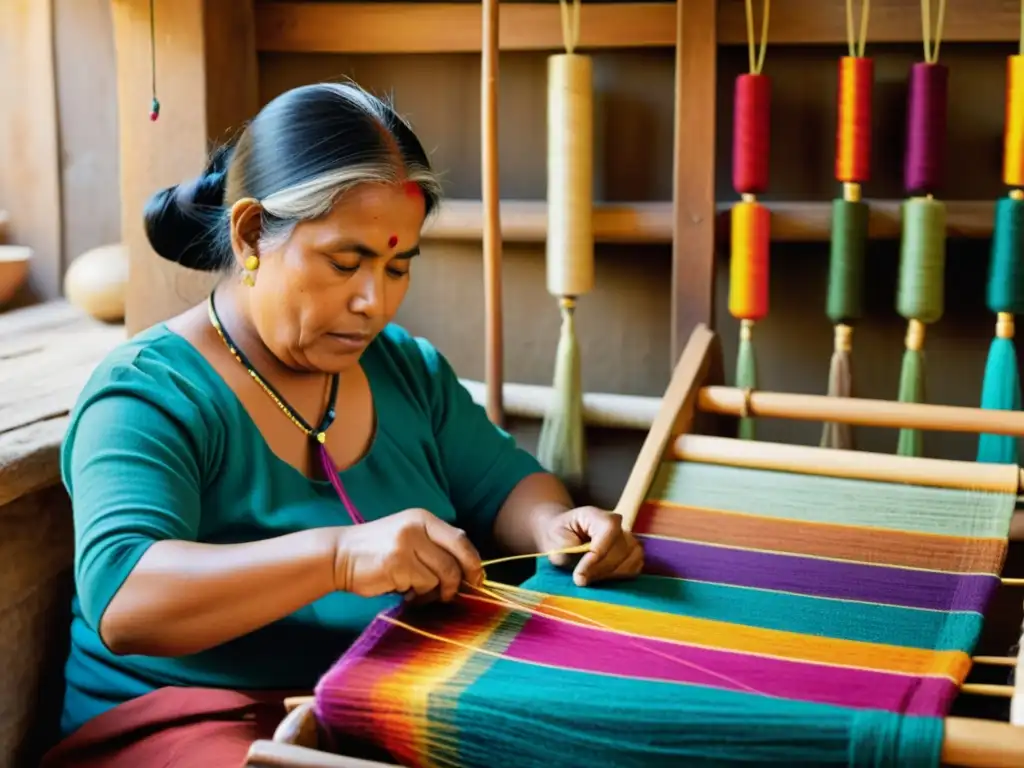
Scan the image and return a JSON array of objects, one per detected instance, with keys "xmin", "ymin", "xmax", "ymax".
[{"xmin": 40, "ymin": 687, "xmax": 294, "ymax": 768}]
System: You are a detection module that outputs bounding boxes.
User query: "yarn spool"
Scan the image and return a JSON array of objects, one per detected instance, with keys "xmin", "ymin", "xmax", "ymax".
[
  {"xmin": 537, "ymin": 51, "xmax": 593, "ymax": 490},
  {"xmin": 1004, "ymin": 56, "xmax": 1024, "ymax": 188},
  {"xmin": 835, "ymin": 56, "xmax": 873, "ymax": 185},
  {"xmin": 904, "ymin": 63, "xmax": 949, "ymax": 196},
  {"xmin": 977, "ymin": 192, "xmax": 1024, "ymax": 464},
  {"xmin": 895, "ymin": 197, "xmax": 946, "ymax": 457},
  {"xmin": 732, "ymin": 74, "xmax": 771, "ymax": 195}
]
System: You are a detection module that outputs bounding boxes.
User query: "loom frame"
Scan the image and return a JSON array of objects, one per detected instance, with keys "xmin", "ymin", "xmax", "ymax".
[{"xmin": 244, "ymin": 323, "xmax": 1024, "ymax": 767}]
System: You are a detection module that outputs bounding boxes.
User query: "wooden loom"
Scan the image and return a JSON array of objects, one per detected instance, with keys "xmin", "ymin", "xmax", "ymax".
[{"xmin": 245, "ymin": 325, "xmax": 1024, "ymax": 767}]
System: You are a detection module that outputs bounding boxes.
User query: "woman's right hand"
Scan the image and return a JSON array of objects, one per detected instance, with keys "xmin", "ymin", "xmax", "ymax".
[{"xmin": 331, "ymin": 508, "xmax": 484, "ymax": 603}]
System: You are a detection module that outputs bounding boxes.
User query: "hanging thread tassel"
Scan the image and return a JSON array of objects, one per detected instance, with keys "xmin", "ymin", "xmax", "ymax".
[
  {"xmin": 537, "ymin": 0, "xmax": 592, "ymax": 493},
  {"xmin": 728, "ymin": 0, "xmax": 771, "ymax": 441},
  {"xmin": 822, "ymin": 3, "xmax": 872, "ymax": 449},
  {"xmin": 894, "ymin": 1, "xmax": 947, "ymax": 457},
  {"xmin": 976, "ymin": 40, "xmax": 1024, "ymax": 464}
]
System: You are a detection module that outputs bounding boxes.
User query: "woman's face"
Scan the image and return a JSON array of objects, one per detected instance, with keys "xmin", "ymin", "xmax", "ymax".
[{"xmin": 235, "ymin": 181, "xmax": 427, "ymax": 373}]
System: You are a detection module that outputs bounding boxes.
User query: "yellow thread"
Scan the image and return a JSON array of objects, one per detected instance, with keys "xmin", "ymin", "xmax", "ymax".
[
  {"xmin": 744, "ymin": 0, "xmax": 771, "ymax": 75},
  {"xmin": 480, "ymin": 543, "xmax": 590, "ymax": 568},
  {"xmin": 845, "ymin": 0, "xmax": 871, "ymax": 58},
  {"xmin": 920, "ymin": 0, "xmax": 946, "ymax": 64}
]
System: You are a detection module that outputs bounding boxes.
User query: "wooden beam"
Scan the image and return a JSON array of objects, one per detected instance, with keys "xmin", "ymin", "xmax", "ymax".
[
  {"xmin": 422, "ymin": 199, "xmax": 997, "ymax": 245},
  {"xmin": 671, "ymin": 0, "xmax": 717, "ymax": 365},
  {"xmin": 0, "ymin": 0, "xmax": 64, "ymax": 301},
  {"xmin": 252, "ymin": 0, "xmax": 1024, "ymax": 55},
  {"xmin": 717, "ymin": 0, "xmax": 1024, "ymax": 45},
  {"xmin": 111, "ymin": 0, "xmax": 259, "ymax": 335},
  {"xmin": 254, "ymin": 1, "xmax": 677, "ymax": 53}
]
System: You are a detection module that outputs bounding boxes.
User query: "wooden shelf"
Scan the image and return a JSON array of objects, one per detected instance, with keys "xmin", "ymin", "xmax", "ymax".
[
  {"xmin": 423, "ymin": 199, "xmax": 995, "ymax": 244},
  {"xmin": 253, "ymin": 1, "xmax": 1024, "ymax": 55}
]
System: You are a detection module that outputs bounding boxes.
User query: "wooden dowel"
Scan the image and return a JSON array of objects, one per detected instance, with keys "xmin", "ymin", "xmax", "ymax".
[
  {"xmin": 942, "ymin": 717, "xmax": 1024, "ymax": 767},
  {"xmin": 1002, "ymin": 578, "xmax": 1024, "ymax": 587},
  {"xmin": 960, "ymin": 684, "xmax": 1015, "ymax": 698},
  {"xmin": 284, "ymin": 695, "xmax": 313, "ymax": 712},
  {"xmin": 973, "ymin": 656, "xmax": 1018, "ymax": 667},
  {"xmin": 698, "ymin": 386, "xmax": 1024, "ymax": 438},
  {"xmin": 671, "ymin": 434, "xmax": 1024, "ymax": 494},
  {"xmin": 481, "ymin": 0, "xmax": 504, "ymax": 426}
]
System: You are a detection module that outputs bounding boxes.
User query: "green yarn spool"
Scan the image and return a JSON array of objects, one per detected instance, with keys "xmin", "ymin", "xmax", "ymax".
[
  {"xmin": 977, "ymin": 332, "xmax": 1021, "ymax": 464},
  {"xmin": 736, "ymin": 320, "xmax": 757, "ymax": 441},
  {"xmin": 894, "ymin": 198, "xmax": 945, "ymax": 457},
  {"xmin": 826, "ymin": 198, "xmax": 868, "ymax": 324},
  {"xmin": 986, "ymin": 196, "xmax": 1024, "ymax": 314},
  {"xmin": 897, "ymin": 197, "xmax": 946, "ymax": 325}
]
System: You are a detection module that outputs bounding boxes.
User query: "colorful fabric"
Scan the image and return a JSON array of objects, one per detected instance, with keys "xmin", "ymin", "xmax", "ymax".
[{"xmin": 313, "ymin": 460, "xmax": 1016, "ymax": 767}]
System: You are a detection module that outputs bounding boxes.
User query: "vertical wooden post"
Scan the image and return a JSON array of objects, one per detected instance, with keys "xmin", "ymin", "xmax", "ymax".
[
  {"xmin": 481, "ymin": 0, "xmax": 505, "ymax": 426},
  {"xmin": 110, "ymin": 0, "xmax": 258, "ymax": 335},
  {"xmin": 670, "ymin": 0, "xmax": 717, "ymax": 365},
  {"xmin": 0, "ymin": 0, "xmax": 64, "ymax": 302}
]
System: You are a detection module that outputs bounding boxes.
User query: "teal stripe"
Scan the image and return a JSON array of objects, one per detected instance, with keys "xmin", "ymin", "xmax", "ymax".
[
  {"xmin": 649, "ymin": 462, "xmax": 1016, "ymax": 539},
  {"xmin": 522, "ymin": 564, "xmax": 984, "ymax": 651},
  {"xmin": 446, "ymin": 655, "xmax": 943, "ymax": 766}
]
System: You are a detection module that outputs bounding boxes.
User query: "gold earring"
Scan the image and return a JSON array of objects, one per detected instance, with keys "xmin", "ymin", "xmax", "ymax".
[{"xmin": 242, "ymin": 253, "xmax": 259, "ymax": 287}]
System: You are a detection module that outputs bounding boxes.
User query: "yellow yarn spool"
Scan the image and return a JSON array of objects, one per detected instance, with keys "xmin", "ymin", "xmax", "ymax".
[
  {"xmin": 538, "ymin": 37, "xmax": 592, "ymax": 491},
  {"xmin": 546, "ymin": 52, "xmax": 594, "ymax": 298}
]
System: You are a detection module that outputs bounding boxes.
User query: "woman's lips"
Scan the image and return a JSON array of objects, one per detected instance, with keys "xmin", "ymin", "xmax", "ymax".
[{"xmin": 326, "ymin": 332, "xmax": 370, "ymax": 352}]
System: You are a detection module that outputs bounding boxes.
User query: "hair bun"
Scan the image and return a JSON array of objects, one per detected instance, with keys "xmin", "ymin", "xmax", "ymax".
[{"xmin": 143, "ymin": 144, "xmax": 234, "ymax": 271}]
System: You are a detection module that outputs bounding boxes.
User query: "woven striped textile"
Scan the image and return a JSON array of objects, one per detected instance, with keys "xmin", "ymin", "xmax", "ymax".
[{"xmin": 313, "ymin": 460, "xmax": 1016, "ymax": 767}]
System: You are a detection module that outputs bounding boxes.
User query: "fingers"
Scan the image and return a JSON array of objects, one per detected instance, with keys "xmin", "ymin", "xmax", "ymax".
[
  {"xmin": 413, "ymin": 545, "xmax": 463, "ymax": 602},
  {"xmin": 423, "ymin": 516, "xmax": 484, "ymax": 588},
  {"xmin": 570, "ymin": 508, "xmax": 644, "ymax": 587}
]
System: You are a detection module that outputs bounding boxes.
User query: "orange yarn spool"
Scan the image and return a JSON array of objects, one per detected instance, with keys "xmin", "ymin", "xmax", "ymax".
[
  {"xmin": 835, "ymin": 56, "xmax": 873, "ymax": 184},
  {"xmin": 1005, "ymin": 55, "xmax": 1024, "ymax": 187},
  {"xmin": 729, "ymin": 200, "xmax": 770, "ymax": 321}
]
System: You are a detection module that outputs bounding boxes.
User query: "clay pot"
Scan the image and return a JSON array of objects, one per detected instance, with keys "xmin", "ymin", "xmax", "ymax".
[
  {"xmin": 64, "ymin": 243, "xmax": 128, "ymax": 323},
  {"xmin": 0, "ymin": 246, "xmax": 32, "ymax": 307}
]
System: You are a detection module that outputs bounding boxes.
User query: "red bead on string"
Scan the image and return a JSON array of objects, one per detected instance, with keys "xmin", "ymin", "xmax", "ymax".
[
  {"xmin": 732, "ymin": 73, "xmax": 771, "ymax": 195},
  {"xmin": 904, "ymin": 62, "xmax": 948, "ymax": 195},
  {"xmin": 835, "ymin": 56, "xmax": 873, "ymax": 184}
]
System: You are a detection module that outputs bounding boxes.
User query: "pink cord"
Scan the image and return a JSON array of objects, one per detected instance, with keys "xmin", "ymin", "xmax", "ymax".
[{"xmin": 318, "ymin": 442, "xmax": 366, "ymax": 525}]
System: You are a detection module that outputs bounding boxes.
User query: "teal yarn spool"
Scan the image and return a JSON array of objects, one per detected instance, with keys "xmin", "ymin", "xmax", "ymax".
[
  {"xmin": 895, "ymin": 197, "xmax": 946, "ymax": 457},
  {"xmin": 986, "ymin": 195, "xmax": 1024, "ymax": 314},
  {"xmin": 826, "ymin": 198, "xmax": 869, "ymax": 324},
  {"xmin": 977, "ymin": 194, "xmax": 1024, "ymax": 464},
  {"xmin": 897, "ymin": 197, "xmax": 946, "ymax": 325}
]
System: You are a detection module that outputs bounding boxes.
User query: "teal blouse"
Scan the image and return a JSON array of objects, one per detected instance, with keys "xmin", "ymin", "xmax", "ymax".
[{"xmin": 58, "ymin": 322, "xmax": 544, "ymax": 737}]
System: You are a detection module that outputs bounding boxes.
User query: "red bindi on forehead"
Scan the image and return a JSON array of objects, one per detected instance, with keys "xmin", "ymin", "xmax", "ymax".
[
  {"xmin": 388, "ymin": 235, "xmax": 399, "ymax": 249},
  {"xmin": 402, "ymin": 181, "xmax": 422, "ymax": 199}
]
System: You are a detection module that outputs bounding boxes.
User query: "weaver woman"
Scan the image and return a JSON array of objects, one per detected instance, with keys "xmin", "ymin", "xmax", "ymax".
[{"xmin": 41, "ymin": 82, "xmax": 643, "ymax": 768}]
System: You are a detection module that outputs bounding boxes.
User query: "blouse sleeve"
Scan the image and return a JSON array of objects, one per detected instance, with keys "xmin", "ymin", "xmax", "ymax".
[
  {"xmin": 416, "ymin": 339, "xmax": 546, "ymax": 544},
  {"xmin": 61, "ymin": 358, "xmax": 215, "ymax": 633}
]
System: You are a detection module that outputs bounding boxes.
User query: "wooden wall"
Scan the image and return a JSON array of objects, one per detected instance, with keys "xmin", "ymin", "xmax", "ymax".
[{"xmin": 20, "ymin": 0, "xmax": 1024, "ymax": 508}]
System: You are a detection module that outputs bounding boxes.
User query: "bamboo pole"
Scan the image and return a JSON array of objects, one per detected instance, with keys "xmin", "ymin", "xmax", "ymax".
[
  {"xmin": 698, "ymin": 386, "xmax": 1024, "ymax": 437},
  {"xmin": 481, "ymin": 0, "xmax": 504, "ymax": 426},
  {"xmin": 671, "ymin": 433, "xmax": 1024, "ymax": 494}
]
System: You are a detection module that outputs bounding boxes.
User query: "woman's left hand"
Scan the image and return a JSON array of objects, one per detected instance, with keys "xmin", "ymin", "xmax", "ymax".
[{"xmin": 540, "ymin": 506, "xmax": 644, "ymax": 587}]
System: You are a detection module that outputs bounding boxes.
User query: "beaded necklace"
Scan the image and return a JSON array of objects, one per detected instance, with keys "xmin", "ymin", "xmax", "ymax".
[{"xmin": 207, "ymin": 293, "xmax": 365, "ymax": 524}]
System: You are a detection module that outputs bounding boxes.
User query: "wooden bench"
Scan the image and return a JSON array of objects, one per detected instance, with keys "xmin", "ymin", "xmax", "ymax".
[{"xmin": 0, "ymin": 301, "xmax": 123, "ymax": 767}]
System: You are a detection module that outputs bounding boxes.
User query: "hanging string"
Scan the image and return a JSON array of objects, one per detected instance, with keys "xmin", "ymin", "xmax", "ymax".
[
  {"xmin": 822, "ymin": 1, "xmax": 872, "ymax": 450},
  {"xmin": 558, "ymin": 0, "xmax": 581, "ymax": 54},
  {"xmin": 149, "ymin": 0, "xmax": 160, "ymax": 121},
  {"xmin": 729, "ymin": 1, "xmax": 771, "ymax": 442},
  {"xmin": 978, "ymin": 0, "xmax": 1024, "ymax": 464},
  {"xmin": 920, "ymin": 0, "xmax": 947, "ymax": 66}
]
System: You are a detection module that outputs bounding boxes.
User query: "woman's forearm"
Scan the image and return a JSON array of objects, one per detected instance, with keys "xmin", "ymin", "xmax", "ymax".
[
  {"xmin": 99, "ymin": 528, "xmax": 337, "ymax": 658},
  {"xmin": 491, "ymin": 471, "xmax": 573, "ymax": 555}
]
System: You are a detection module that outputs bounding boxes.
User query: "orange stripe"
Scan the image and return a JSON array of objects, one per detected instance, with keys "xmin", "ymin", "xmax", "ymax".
[
  {"xmin": 536, "ymin": 592, "xmax": 971, "ymax": 683},
  {"xmin": 634, "ymin": 501, "xmax": 1006, "ymax": 575}
]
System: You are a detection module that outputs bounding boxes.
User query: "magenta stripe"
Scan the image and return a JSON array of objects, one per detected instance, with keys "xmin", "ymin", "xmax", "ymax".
[
  {"xmin": 639, "ymin": 536, "xmax": 998, "ymax": 612},
  {"xmin": 502, "ymin": 612, "xmax": 957, "ymax": 716}
]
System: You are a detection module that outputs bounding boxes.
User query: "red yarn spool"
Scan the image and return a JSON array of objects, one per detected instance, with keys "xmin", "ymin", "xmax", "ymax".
[
  {"xmin": 732, "ymin": 74, "xmax": 771, "ymax": 195},
  {"xmin": 904, "ymin": 62, "xmax": 948, "ymax": 195},
  {"xmin": 835, "ymin": 56, "xmax": 873, "ymax": 184}
]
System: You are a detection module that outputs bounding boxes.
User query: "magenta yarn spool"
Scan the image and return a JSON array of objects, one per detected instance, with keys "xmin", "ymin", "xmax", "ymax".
[{"xmin": 904, "ymin": 62, "xmax": 948, "ymax": 195}]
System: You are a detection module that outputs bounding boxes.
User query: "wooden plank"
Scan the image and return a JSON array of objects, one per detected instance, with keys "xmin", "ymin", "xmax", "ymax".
[
  {"xmin": 252, "ymin": 0, "xmax": 1024, "ymax": 54},
  {"xmin": 0, "ymin": 416, "xmax": 69, "ymax": 507},
  {"xmin": 254, "ymin": 1, "xmax": 676, "ymax": 53},
  {"xmin": 0, "ymin": 0, "xmax": 64, "ymax": 300},
  {"xmin": 422, "ymin": 199, "xmax": 996, "ymax": 245},
  {"xmin": 717, "ymin": 0, "xmax": 1024, "ymax": 45},
  {"xmin": 112, "ymin": 0, "xmax": 259, "ymax": 336},
  {"xmin": 671, "ymin": 0, "xmax": 717, "ymax": 364}
]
